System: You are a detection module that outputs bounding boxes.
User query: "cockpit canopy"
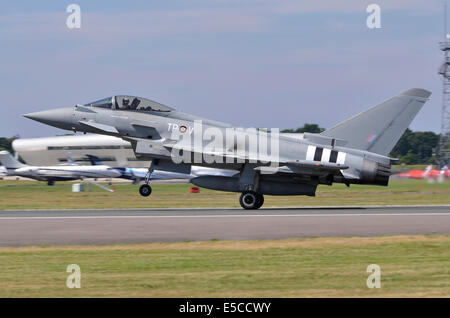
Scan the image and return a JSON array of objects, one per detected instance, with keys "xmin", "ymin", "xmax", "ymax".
[{"xmin": 85, "ymin": 96, "xmax": 173, "ymax": 112}]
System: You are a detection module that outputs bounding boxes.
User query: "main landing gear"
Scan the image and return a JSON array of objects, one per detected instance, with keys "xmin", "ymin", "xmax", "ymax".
[{"xmin": 239, "ymin": 190, "xmax": 264, "ymax": 210}]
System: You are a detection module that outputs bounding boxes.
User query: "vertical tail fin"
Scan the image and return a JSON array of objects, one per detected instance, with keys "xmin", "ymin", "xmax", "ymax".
[
  {"xmin": 424, "ymin": 165, "xmax": 433, "ymax": 173},
  {"xmin": 85, "ymin": 154, "xmax": 103, "ymax": 166},
  {"xmin": 321, "ymin": 88, "xmax": 431, "ymax": 156},
  {"xmin": 66, "ymin": 152, "xmax": 78, "ymax": 165},
  {"xmin": 0, "ymin": 151, "xmax": 26, "ymax": 169}
]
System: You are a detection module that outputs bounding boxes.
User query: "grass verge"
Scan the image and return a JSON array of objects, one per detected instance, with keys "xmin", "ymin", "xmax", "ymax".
[
  {"xmin": 0, "ymin": 235, "xmax": 449, "ymax": 297},
  {"xmin": 0, "ymin": 179, "xmax": 449, "ymax": 210}
]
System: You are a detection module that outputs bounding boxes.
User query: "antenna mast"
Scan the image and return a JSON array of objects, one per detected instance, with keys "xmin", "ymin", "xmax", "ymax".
[{"xmin": 437, "ymin": 2, "xmax": 450, "ymax": 167}]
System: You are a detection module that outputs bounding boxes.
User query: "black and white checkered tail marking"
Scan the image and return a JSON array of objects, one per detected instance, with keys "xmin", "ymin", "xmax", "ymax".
[{"xmin": 306, "ymin": 145, "xmax": 346, "ymax": 164}]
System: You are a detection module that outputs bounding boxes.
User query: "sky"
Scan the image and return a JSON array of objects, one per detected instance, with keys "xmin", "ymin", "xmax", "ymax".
[{"xmin": 0, "ymin": 0, "xmax": 447, "ymax": 138}]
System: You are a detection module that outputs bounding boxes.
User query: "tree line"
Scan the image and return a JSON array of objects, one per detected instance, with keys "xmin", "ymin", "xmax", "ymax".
[{"xmin": 0, "ymin": 137, "xmax": 15, "ymax": 153}]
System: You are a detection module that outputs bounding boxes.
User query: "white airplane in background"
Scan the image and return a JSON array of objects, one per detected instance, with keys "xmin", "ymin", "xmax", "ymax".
[
  {"xmin": 0, "ymin": 150, "xmax": 121, "ymax": 185},
  {"xmin": 0, "ymin": 150, "xmax": 237, "ymax": 187},
  {"xmin": 0, "ymin": 166, "xmax": 6, "ymax": 179},
  {"xmin": 85, "ymin": 154, "xmax": 238, "ymax": 184}
]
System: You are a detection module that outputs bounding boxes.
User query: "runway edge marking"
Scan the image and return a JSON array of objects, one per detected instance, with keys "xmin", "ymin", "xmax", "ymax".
[
  {"xmin": 1, "ymin": 204, "xmax": 450, "ymax": 212},
  {"xmin": 1, "ymin": 213, "xmax": 450, "ymax": 220}
]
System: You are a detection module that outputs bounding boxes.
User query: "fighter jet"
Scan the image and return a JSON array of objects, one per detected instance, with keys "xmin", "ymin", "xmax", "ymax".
[
  {"xmin": 0, "ymin": 150, "xmax": 121, "ymax": 185},
  {"xmin": 24, "ymin": 89, "xmax": 431, "ymax": 208}
]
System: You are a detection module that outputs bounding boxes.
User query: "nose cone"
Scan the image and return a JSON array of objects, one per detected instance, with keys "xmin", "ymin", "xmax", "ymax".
[{"xmin": 24, "ymin": 107, "xmax": 74, "ymax": 130}]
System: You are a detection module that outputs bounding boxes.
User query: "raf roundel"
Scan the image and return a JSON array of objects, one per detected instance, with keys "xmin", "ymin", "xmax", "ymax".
[{"xmin": 179, "ymin": 125, "xmax": 187, "ymax": 133}]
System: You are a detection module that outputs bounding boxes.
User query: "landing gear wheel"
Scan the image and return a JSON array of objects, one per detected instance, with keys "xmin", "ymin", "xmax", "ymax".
[
  {"xmin": 139, "ymin": 184, "xmax": 152, "ymax": 197},
  {"xmin": 239, "ymin": 191, "xmax": 264, "ymax": 210},
  {"xmin": 47, "ymin": 180, "xmax": 55, "ymax": 186},
  {"xmin": 255, "ymin": 193, "xmax": 264, "ymax": 209}
]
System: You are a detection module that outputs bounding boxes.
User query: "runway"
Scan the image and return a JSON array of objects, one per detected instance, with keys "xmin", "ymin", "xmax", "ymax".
[{"xmin": 0, "ymin": 206, "xmax": 449, "ymax": 246}]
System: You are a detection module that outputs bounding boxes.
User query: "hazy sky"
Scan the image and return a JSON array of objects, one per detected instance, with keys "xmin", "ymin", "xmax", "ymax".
[{"xmin": 0, "ymin": 0, "xmax": 446, "ymax": 138}]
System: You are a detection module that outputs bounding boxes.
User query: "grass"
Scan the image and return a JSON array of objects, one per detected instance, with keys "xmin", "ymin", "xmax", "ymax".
[
  {"xmin": 0, "ymin": 179, "xmax": 449, "ymax": 210},
  {"xmin": 0, "ymin": 179, "xmax": 448, "ymax": 297},
  {"xmin": 0, "ymin": 235, "xmax": 448, "ymax": 297}
]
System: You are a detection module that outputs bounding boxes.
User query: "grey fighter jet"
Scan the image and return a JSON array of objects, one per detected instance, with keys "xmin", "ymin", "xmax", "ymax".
[{"xmin": 24, "ymin": 89, "xmax": 431, "ymax": 209}]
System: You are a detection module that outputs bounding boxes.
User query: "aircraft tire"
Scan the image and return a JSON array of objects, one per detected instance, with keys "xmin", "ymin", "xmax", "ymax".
[
  {"xmin": 47, "ymin": 180, "xmax": 55, "ymax": 186},
  {"xmin": 239, "ymin": 191, "xmax": 263, "ymax": 209},
  {"xmin": 139, "ymin": 184, "xmax": 152, "ymax": 197},
  {"xmin": 255, "ymin": 193, "xmax": 264, "ymax": 209}
]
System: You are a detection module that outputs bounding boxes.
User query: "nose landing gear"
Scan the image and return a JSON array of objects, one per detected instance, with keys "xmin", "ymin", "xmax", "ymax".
[
  {"xmin": 139, "ymin": 184, "xmax": 152, "ymax": 197},
  {"xmin": 139, "ymin": 161, "xmax": 154, "ymax": 197}
]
